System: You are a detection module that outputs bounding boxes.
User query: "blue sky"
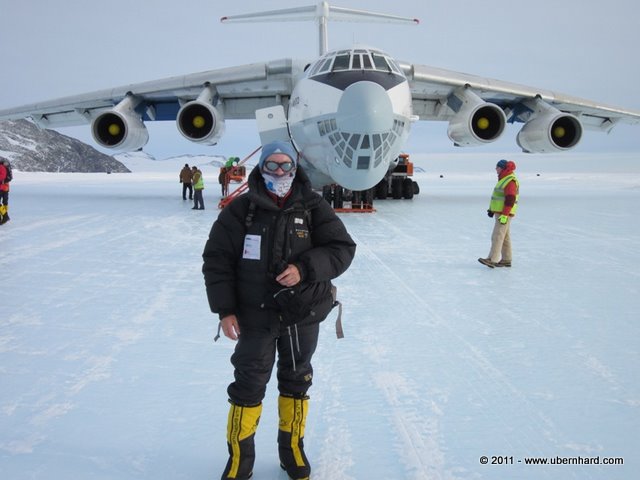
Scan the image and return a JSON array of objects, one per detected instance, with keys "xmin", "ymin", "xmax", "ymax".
[{"xmin": 1, "ymin": 0, "xmax": 639, "ymax": 158}]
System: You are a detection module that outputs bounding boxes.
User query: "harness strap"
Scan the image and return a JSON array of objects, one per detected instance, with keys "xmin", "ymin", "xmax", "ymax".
[
  {"xmin": 214, "ymin": 322, "xmax": 222, "ymax": 342},
  {"xmin": 331, "ymin": 285, "xmax": 344, "ymax": 339}
]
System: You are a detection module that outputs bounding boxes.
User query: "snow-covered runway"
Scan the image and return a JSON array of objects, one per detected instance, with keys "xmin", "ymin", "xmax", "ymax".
[{"xmin": 1, "ymin": 153, "xmax": 639, "ymax": 479}]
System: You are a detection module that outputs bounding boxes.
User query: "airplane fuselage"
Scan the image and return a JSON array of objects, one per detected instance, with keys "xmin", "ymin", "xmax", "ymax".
[{"xmin": 288, "ymin": 47, "xmax": 413, "ymax": 191}]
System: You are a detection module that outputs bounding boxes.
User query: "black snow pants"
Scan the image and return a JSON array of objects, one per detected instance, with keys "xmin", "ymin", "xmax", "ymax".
[
  {"xmin": 182, "ymin": 182, "xmax": 193, "ymax": 200},
  {"xmin": 227, "ymin": 319, "xmax": 320, "ymax": 406}
]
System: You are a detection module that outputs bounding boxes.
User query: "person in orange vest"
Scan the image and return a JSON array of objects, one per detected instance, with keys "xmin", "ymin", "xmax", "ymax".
[
  {"xmin": 0, "ymin": 158, "xmax": 12, "ymax": 225},
  {"xmin": 478, "ymin": 159, "xmax": 520, "ymax": 268}
]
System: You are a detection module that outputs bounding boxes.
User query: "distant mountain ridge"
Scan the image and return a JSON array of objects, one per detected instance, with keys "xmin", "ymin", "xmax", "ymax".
[{"xmin": 0, "ymin": 119, "xmax": 130, "ymax": 173}]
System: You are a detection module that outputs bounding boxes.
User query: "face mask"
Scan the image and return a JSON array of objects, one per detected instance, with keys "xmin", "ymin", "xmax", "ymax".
[{"xmin": 263, "ymin": 172, "xmax": 295, "ymax": 197}]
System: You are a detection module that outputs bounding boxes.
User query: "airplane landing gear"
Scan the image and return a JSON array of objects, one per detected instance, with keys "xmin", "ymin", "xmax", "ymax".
[
  {"xmin": 321, "ymin": 153, "xmax": 418, "ymax": 212},
  {"xmin": 322, "ymin": 185, "xmax": 375, "ymax": 212},
  {"xmin": 374, "ymin": 153, "xmax": 419, "ymax": 200}
]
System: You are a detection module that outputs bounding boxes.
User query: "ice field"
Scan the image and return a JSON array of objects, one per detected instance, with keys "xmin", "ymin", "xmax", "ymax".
[{"xmin": 1, "ymin": 152, "xmax": 639, "ymax": 479}]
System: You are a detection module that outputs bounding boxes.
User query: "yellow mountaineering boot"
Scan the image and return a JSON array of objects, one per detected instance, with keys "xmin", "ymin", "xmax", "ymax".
[
  {"xmin": 0, "ymin": 204, "xmax": 7, "ymax": 225},
  {"xmin": 278, "ymin": 395, "xmax": 311, "ymax": 480},
  {"xmin": 221, "ymin": 402, "xmax": 262, "ymax": 480}
]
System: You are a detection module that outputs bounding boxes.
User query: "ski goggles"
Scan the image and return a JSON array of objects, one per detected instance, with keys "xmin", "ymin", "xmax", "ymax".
[{"xmin": 263, "ymin": 160, "xmax": 295, "ymax": 173}]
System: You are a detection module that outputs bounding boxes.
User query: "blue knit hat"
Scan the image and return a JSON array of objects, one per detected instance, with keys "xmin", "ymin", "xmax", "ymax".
[
  {"xmin": 259, "ymin": 141, "xmax": 298, "ymax": 169},
  {"xmin": 496, "ymin": 159, "xmax": 508, "ymax": 169}
]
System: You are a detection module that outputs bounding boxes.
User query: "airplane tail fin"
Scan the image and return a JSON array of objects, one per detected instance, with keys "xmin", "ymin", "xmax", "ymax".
[{"xmin": 220, "ymin": 2, "xmax": 419, "ymax": 56}]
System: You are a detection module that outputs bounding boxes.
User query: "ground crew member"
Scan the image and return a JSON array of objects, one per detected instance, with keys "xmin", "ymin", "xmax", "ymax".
[
  {"xmin": 192, "ymin": 166, "xmax": 205, "ymax": 210},
  {"xmin": 180, "ymin": 163, "xmax": 193, "ymax": 200},
  {"xmin": 218, "ymin": 166, "xmax": 230, "ymax": 197},
  {"xmin": 478, "ymin": 159, "xmax": 519, "ymax": 268}
]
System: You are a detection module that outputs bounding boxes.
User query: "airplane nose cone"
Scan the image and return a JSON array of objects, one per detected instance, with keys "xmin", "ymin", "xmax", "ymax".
[{"xmin": 336, "ymin": 81, "xmax": 394, "ymax": 133}]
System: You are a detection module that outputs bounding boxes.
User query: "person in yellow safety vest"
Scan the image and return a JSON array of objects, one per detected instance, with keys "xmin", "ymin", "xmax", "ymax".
[
  {"xmin": 192, "ymin": 166, "xmax": 205, "ymax": 210},
  {"xmin": 478, "ymin": 159, "xmax": 519, "ymax": 268}
]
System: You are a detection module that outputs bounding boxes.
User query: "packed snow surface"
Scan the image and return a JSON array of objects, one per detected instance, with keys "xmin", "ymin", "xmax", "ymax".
[{"xmin": 1, "ymin": 152, "xmax": 639, "ymax": 479}]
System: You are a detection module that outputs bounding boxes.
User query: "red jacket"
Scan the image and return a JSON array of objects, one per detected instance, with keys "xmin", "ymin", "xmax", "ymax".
[
  {"xmin": 0, "ymin": 164, "xmax": 9, "ymax": 192},
  {"xmin": 499, "ymin": 162, "xmax": 518, "ymax": 216}
]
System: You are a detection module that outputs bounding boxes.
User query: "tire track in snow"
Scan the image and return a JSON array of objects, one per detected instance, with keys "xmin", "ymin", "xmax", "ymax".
[
  {"xmin": 346, "ymin": 231, "xmax": 462, "ymax": 480},
  {"xmin": 344, "ymin": 219, "xmax": 573, "ymax": 478}
]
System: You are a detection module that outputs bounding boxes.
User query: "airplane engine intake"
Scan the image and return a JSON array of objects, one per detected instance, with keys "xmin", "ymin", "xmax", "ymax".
[
  {"xmin": 92, "ymin": 110, "xmax": 149, "ymax": 151},
  {"xmin": 446, "ymin": 88, "xmax": 506, "ymax": 147},
  {"xmin": 177, "ymin": 101, "xmax": 225, "ymax": 145},
  {"xmin": 517, "ymin": 112, "xmax": 582, "ymax": 153}
]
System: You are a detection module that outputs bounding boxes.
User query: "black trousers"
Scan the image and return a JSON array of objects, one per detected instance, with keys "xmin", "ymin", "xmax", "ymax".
[
  {"xmin": 227, "ymin": 321, "xmax": 320, "ymax": 406},
  {"xmin": 182, "ymin": 182, "xmax": 193, "ymax": 199},
  {"xmin": 0, "ymin": 190, "xmax": 7, "ymax": 206}
]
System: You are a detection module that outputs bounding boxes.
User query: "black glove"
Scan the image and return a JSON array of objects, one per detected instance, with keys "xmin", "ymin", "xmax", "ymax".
[
  {"xmin": 273, "ymin": 287, "xmax": 311, "ymax": 326},
  {"xmin": 487, "ymin": 209, "xmax": 494, "ymax": 218}
]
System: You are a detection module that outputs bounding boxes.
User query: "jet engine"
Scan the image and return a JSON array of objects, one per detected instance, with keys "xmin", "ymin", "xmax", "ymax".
[
  {"xmin": 516, "ymin": 99, "xmax": 582, "ymax": 153},
  {"xmin": 91, "ymin": 95, "xmax": 149, "ymax": 151},
  {"xmin": 177, "ymin": 86, "xmax": 225, "ymax": 145},
  {"xmin": 447, "ymin": 88, "xmax": 506, "ymax": 146}
]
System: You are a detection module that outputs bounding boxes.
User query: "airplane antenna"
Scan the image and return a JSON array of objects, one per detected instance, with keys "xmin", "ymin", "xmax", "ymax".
[{"xmin": 220, "ymin": 1, "xmax": 419, "ymax": 56}]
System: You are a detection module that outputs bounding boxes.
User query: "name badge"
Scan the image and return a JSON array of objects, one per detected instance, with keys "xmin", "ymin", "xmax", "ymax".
[{"xmin": 243, "ymin": 234, "xmax": 261, "ymax": 260}]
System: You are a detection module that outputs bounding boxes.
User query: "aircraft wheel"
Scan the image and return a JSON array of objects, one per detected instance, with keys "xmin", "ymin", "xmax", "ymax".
[
  {"xmin": 391, "ymin": 177, "xmax": 403, "ymax": 199},
  {"xmin": 375, "ymin": 180, "xmax": 388, "ymax": 199},
  {"xmin": 334, "ymin": 187, "xmax": 344, "ymax": 209},
  {"xmin": 352, "ymin": 191, "xmax": 363, "ymax": 209},
  {"xmin": 363, "ymin": 188, "xmax": 374, "ymax": 208},
  {"xmin": 322, "ymin": 185, "xmax": 333, "ymax": 205},
  {"xmin": 402, "ymin": 178, "xmax": 414, "ymax": 199}
]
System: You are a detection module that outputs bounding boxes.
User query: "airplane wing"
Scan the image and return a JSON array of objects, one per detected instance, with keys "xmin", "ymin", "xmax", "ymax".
[
  {"xmin": 0, "ymin": 58, "xmax": 306, "ymax": 128},
  {"xmin": 402, "ymin": 61, "xmax": 640, "ymax": 132}
]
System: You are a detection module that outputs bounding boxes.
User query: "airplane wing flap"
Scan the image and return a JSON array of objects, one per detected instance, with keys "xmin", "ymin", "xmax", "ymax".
[{"xmin": 405, "ymin": 62, "xmax": 640, "ymax": 126}]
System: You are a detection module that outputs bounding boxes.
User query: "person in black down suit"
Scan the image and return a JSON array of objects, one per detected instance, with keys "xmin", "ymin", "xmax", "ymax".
[{"xmin": 202, "ymin": 140, "xmax": 356, "ymax": 480}]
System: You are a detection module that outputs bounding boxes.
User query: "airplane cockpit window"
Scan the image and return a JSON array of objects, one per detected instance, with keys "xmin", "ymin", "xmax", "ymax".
[
  {"xmin": 308, "ymin": 57, "xmax": 332, "ymax": 76},
  {"xmin": 309, "ymin": 60, "xmax": 323, "ymax": 76},
  {"xmin": 388, "ymin": 59, "xmax": 401, "ymax": 73},
  {"xmin": 332, "ymin": 54, "xmax": 350, "ymax": 71},
  {"xmin": 318, "ymin": 58, "xmax": 333, "ymax": 74},
  {"xmin": 371, "ymin": 54, "xmax": 391, "ymax": 72},
  {"xmin": 309, "ymin": 48, "xmax": 402, "ymax": 77}
]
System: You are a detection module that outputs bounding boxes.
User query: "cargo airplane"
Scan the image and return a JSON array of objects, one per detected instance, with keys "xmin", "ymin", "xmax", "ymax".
[{"xmin": 1, "ymin": 2, "xmax": 640, "ymax": 205}]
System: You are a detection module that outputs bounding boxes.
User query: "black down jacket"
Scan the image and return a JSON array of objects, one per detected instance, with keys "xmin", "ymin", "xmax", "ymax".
[{"xmin": 202, "ymin": 165, "xmax": 356, "ymax": 328}]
